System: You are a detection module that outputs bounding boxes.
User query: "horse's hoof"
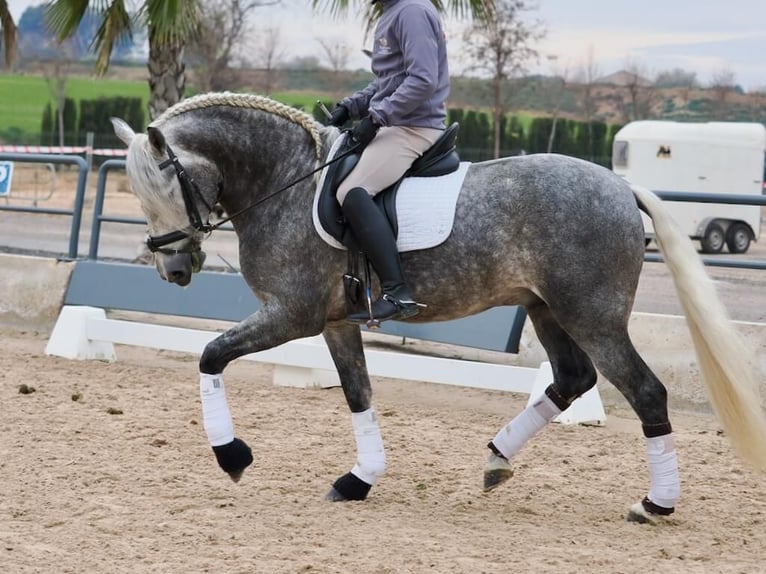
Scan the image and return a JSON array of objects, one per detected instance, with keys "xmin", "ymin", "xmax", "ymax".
[
  {"xmin": 324, "ymin": 486, "xmax": 347, "ymax": 502},
  {"xmin": 483, "ymin": 453, "xmax": 513, "ymax": 492},
  {"xmin": 212, "ymin": 438, "xmax": 253, "ymax": 482},
  {"xmin": 228, "ymin": 469, "xmax": 245, "ymax": 483},
  {"xmin": 626, "ymin": 498, "xmax": 674, "ymax": 525},
  {"xmin": 325, "ymin": 472, "xmax": 371, "ymax": 501},
  {"xmin": 626, "ymin": 501, "xmax": 659, "ymax": 524}
]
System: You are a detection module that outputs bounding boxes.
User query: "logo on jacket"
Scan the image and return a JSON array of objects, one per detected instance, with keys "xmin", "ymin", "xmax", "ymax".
[{"xmin": 377, "ymin": 36, "xmax": 391, "ymax": 54}]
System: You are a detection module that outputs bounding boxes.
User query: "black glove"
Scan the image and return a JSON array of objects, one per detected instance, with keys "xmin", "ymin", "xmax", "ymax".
[
  {"xmin": 328, "ymin": 104, "xmax": 350, "ymax": 127},
  {"xmin": 350, "ymin": 116, "xmax": 379, "ymax": 147}
]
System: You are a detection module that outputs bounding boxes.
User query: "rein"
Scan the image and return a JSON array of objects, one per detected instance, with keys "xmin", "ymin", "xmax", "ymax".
[
  {"xmin": 146, "ymin": 136, "xmax": 358, "ymax": 253},
  {"xmin": 212, "ymin": 139, "xmax": 357, "ymax": 230}
]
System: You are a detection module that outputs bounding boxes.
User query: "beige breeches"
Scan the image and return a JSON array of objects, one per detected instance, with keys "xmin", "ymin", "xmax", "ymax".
[{"xmin": 336, "ymin": 125, "xmax": 443, "ymax": 205}]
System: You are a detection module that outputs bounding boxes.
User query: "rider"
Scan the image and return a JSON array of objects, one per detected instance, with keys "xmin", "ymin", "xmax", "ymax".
[{"xmin": 329, "ymin": 0, "xmax": 450, "ymax": 324}]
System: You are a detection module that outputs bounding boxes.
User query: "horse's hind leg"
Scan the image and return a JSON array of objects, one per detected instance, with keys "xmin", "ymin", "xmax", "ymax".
[
  {"xmin": 486, "ymin": 301, "xmax": 679, "ymax": 523},
  {"xmin": 321, "ymin": 321, "xmax": 386, "ymax": 502},
  {"xmin": 484, "ymin": 302, "xmax": 597, "ymax": 490},
  {"xmin": 573, "ymin": 327, "xmax": 680, "ymax": 523}
]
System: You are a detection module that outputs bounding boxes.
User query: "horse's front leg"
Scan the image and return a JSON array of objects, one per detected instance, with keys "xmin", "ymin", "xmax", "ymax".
[
  {"xmin": 321, "ymin": 320, "xmax": 386, "ymax": 502},
  {"xmin": 197, "ymin": 304, "xmax": 324, "ymax": 482}
]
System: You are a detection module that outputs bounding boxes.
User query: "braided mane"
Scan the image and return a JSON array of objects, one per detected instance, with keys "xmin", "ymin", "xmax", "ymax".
[{"xmin": 150, "ymin": 91, "xmax": 323, "ymax": 159}]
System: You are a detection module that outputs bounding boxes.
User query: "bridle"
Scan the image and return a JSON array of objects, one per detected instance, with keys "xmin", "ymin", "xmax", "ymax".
[
  {"xmin": 145, "ymin": 144, "xmax": 221, "ymax": 254},
  {"xmin": 145, "ymin": 134, "xmax": 361, "ymax": 256}
]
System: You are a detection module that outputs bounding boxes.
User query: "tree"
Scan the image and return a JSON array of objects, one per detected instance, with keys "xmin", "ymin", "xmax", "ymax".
[
  {"xmin": 45, "ymin": 0, "xmax": 201, "ymax": 120},
  {"xmin": 655, "ymin": 68, "xmax": 698, "ymax": 104},
  {"xmin": 187, "ymin": 0, "xmax": 270, "ymax": 92},
  {"xmin": 709, "ymin": 68, "xmax": 736, "ymax": 117},
  {"xmin": 622, "ymin": 57, "xmax": 656, "ymax": 122},
  {"xmin": 461, "ymin": 0, "xmax": 544, "ymax": 158},
  {"xmin": 246, "ymin": 26, "xmax": 286, "ymax": 95},
  {"xmin": 575, "ymin": 45, "xmax": 599, "ymax": 160},
  {"xmin": 16, "ymin": 4, "xmax": 137, "ymax": 63},
  {"xmin": 40, "ymin": 102, "xmax": 54, "ymax": 145},
  {"xmin": 544, "ymin": 55, "xmax": 569, "ymax": 153},
  {"xmin": 43, "ymin": 55, "xmax": 71, "ymax": 148},
  {"xmin": 317, "ymin": 36, "xmax": 352, "ymax": 100},
  {"xmin": 0, "ymin": 0, "xmax": 18, "ymax": 68}
]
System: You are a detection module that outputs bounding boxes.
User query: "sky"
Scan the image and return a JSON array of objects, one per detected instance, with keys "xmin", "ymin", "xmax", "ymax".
[{"xmin": 7, "ymin": 0, "xmax": 766, "ymax": 91}]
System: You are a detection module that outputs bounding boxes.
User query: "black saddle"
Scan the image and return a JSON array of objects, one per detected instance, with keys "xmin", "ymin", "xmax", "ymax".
[{"xmin": 317, "ymin": 122, "xmax": 461, "ymax": 247}]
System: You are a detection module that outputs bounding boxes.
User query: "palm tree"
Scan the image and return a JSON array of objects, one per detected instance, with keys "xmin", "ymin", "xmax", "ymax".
[
  {"xmin": 0, "ymin": 0, "xmax": 18, "ymax": 68},
  {"xmin": 46, "ymin": 0, "xmax": 201, "ymax": 120}
]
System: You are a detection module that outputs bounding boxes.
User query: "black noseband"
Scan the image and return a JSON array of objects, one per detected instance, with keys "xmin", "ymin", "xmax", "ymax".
[{"xmin": 146, "ymin": 144, "xmax": 219, "ymax": 252}]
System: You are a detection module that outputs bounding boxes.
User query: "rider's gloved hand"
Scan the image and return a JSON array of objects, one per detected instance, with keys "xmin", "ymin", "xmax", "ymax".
[
  {"xmin": 328, "ymin": 104, "xmax": 350, "ymax": 127},
  {"xmin": 350, "ymin": 116, "xmax": 379, "ymax": 147}
]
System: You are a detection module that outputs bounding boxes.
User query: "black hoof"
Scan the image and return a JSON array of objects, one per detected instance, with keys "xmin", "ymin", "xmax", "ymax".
[
  {"xmin": 325, "ymin": 472, "xmax": 372, "ymax": 501},
  {"xmin": 212, "ymin": 438, "xmax": 253, "ymax": 482}
]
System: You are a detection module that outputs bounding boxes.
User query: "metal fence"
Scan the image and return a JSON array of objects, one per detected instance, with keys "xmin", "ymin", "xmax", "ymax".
[
  {"xmin": 0, "ymin": 152, "xmax": 89, "ymax": 259},
  {"xmin": 646, "ymin": 191, "xmax": 766, "ymax": 271},
  {"xmin": 87, "ymin": 159, "xmax": 237, "ymax": 260}
]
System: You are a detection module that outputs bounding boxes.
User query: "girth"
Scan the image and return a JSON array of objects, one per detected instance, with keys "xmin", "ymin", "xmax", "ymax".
[{"xmin": 317, "ymin": 122, "xmax": 461, "ymax": 247}]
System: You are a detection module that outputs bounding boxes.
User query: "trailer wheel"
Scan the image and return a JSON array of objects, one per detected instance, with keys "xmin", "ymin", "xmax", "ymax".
[
  {"xmin": 725, "ymin": 222, "xmax": 752, "ymax": 254},
  {"xmin": 700, "ymin": 222, "xmax": 725, "ymax": 253}
]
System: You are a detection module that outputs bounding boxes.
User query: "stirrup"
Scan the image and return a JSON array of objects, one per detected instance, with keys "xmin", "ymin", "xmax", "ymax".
[
  {"xmin": 376, "ymin": 293, "xmax": 422, "ymax": 323},
  {"xmin": 346, "ymin": 294, "xmax": 425, "ymax": 328}
]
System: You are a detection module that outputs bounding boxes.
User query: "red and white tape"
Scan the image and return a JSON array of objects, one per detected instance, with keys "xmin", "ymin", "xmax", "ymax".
[{"xmin": 0, "ymin": 145, "xmax": 127, "ymax": 157}]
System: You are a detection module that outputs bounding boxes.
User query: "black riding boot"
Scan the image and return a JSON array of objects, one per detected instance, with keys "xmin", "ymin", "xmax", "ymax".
[{"xmin": 342, "ymin": 187, "xmax": 420, "ymax": 324}]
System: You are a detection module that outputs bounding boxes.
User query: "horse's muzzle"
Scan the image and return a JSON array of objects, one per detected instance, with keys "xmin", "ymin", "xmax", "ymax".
[{"xmin": 157, "ymin": 250, "xmax": 206, "ymax": 286}]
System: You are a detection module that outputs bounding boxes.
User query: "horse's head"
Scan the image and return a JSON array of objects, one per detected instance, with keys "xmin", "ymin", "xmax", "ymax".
[{"xmin": 112, "ymin": 117, "xmax": 222, "ymax": 287}]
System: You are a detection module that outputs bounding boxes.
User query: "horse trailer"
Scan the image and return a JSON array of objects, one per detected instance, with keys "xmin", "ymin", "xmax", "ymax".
[{"xmin": 612, "ymin": 121, "xmax": 765, "ymax": 254}]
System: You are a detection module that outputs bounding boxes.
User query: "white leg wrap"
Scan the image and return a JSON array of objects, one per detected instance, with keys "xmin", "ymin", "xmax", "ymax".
[
  {"xmin": 200, "ymin": 373, "xmax": 234, "ymax": 447},
  {"xmin": 492, "ymin": 393, "xmax": 562, "ymax": 460},
  {"xmin": 350, "ymin": 408, "xmax": 386, "ymax": 485},
  {"xmin": 645, "ymin": 434, "xmax": 681, "ymax": 509}
]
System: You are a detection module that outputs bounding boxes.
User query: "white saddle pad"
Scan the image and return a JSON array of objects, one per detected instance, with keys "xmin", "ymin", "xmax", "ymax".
[{"xmin": 312, "ymin": 134, "xmax": 471, "ymax": 252}]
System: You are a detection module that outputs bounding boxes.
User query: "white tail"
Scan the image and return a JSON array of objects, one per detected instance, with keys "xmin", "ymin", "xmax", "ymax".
[{"xmin": 631, "ymin": 183, "xmax": 766, "ymax": 471}]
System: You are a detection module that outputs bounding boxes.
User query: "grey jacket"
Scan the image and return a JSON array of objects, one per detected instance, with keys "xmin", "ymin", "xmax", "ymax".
[{"xmin": 340, "ymin": 0, "xmax": 449, "ymax": 129}]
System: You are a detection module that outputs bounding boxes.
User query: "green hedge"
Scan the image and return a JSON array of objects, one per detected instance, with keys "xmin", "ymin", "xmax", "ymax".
[
  {"xmin": 449, "ymin": 108, "xmax": 620, "ymax": 164},
  {"xmin": 39, "ymin": 95, "xmax": 146, "ymax": 150}
]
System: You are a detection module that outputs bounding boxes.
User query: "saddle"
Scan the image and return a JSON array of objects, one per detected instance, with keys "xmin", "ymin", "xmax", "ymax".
[{"xmin": 316, "ymin": 122, "xmax": 461, "ymax": 247}]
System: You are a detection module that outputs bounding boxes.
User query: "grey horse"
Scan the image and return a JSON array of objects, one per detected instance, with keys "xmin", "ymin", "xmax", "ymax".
[{"xmin": 112, "ymin": 92, "xmax": 766, "ymax": 524}]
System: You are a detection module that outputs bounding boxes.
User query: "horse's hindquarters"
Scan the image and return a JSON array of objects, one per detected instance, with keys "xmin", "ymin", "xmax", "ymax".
[{"xmin": 400, "ymin": 155, "xmax": 646, "ymax": 321}]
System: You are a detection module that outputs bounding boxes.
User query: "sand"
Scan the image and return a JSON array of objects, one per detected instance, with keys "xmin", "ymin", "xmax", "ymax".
[{"xmin": 2, "ymin": 327, "xmax": 765, "ymax": 574}]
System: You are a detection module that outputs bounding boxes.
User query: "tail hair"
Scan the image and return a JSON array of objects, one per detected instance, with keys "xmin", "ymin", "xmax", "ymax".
[{"xmin": 631, "ymin": 183, "xmax": 766, "ymax": 471}]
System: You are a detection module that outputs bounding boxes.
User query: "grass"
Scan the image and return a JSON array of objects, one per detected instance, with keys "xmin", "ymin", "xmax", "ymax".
[
  {"xmin": 0, "ymin": 74, "xmax": 327, "ymax": 141},
  {"xmin": 0, "ymin": 73, "xmax": 151, "ymax": 137},
  {"xmin": 269, "ymin": 91, "xmax": 326, "ymax": 112},
  {"xmin": 0, "ymin": 72, "xmax": 538, "ymax": 152}
]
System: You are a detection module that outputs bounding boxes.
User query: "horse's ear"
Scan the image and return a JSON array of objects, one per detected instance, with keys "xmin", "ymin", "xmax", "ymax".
[
  {"xmin": 110, "ymin": 117, "xmax": 135, "ymax": 147},
  {"xmin": 147, "ymin": 126, "xmax": 167, "ymax": 155}
]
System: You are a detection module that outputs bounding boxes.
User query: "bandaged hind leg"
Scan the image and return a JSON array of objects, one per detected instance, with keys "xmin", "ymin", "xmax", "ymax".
[
  {"xmin": 200, "ymin": 372, "xmax": 252, "ymax": 478},
  {"xmin": 490, "ymin": 390, "xmax": 563, "ymax": 459},
  {"xmin": 484, "ymin": 388, "xmax": 563, "ymax": 491},
  {"xmin": 327, "ymin": 408, "xmax": 386, "ymax": 501},
  {"xmin": 628, "ymin": 431, "xmax": 680, "ymax": 522}
]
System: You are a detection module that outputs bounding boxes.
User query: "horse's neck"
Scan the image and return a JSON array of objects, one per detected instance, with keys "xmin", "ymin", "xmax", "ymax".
[{"xmin": 173, "ymin": 108, "xmax": 321, "ymax": 213}]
